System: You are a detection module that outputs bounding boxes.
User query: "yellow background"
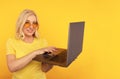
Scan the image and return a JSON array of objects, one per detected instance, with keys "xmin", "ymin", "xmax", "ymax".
[{"xmin": 0, "ymin": 0, "xmax": 120, "ymax": 79}]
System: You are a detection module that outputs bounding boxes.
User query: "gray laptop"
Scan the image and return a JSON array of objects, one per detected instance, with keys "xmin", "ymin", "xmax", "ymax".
[{"xmin": 33, "ymin": 21, "xmax": 85, "ymax": 67}]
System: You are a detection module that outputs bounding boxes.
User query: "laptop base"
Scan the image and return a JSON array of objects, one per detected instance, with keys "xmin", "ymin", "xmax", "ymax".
[{"xmin": 33, "ymin": 49, "xmax": 68, "ymax": 67}]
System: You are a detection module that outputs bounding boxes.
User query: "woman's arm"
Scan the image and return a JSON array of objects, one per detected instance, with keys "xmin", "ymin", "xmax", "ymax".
[
  {"xmin": 6, "ymin": 51, "xmax": 37, "ymax": 72},
  {"xmin": 41, "ymin": 62, "xmax": 53, "ymax": 72},
  {"xmin": 6, "ymin": 47, "xmax": 56, "ymax": 72}
]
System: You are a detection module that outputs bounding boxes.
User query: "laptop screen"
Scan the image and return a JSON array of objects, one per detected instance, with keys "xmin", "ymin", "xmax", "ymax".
[{"xmin": 67, "ymin": 22, "xmax": 85, "ymax": 66}]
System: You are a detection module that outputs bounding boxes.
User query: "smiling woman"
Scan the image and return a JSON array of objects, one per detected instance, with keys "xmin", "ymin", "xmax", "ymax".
[
  {"xmin": 6, "ymin": 9, "xmax": 57, "ymax": 79},
  {"xmin": 15, "ymin": 9, "xmax": 39, "ymax": 40},
  {"xmin": 22, "ymin": 15, "xmax": 38, "ymax": 41}
]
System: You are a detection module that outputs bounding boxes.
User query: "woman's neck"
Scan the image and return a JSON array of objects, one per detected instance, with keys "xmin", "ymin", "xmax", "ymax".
[{"xmin": 23, "ymin": 36, "xmax": 34, "ymax": 43}]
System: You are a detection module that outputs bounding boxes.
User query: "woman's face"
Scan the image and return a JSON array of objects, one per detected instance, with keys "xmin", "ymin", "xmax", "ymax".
[{"xmin": 22, "ymin": 15, "xmax": 38, "ymax": 38}]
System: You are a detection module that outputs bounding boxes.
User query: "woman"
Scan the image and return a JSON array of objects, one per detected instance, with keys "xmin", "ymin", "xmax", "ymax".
[{"xmin": 6, "ymin": 9, "xmax": 56, "ymax": 79}]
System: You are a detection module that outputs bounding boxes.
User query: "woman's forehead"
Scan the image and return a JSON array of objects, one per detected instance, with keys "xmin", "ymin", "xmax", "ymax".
[{"xmin": 26, "ymin": 15, "xmax": 37, "ymax": 21}]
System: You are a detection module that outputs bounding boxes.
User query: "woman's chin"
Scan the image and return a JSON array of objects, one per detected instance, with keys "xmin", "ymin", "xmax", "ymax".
[{"xmin": 25, "ymin": 33, "xmax": 34, "ymax": 37}]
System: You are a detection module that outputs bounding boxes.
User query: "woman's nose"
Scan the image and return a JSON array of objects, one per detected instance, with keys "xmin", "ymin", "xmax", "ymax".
[{"xmin": 29, "ymin": 24, "xmax": 34, "ymax": 28}]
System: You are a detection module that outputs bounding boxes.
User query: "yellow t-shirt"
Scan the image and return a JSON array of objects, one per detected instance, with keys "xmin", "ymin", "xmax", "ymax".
[{"xmin": 6, "ymin": 37, "xmax": 48, "ymax": 79}]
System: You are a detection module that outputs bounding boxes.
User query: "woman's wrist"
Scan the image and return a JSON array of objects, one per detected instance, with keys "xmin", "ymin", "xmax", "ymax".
[{"xmin": 33, "ymin": 50, "xmax": 44, "ymax": 56}]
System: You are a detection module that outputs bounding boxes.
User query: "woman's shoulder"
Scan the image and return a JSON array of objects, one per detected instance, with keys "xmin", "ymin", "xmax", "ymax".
[{"xmin": 7, "ymin": 37, "xmax": 19, "ymax": 44}]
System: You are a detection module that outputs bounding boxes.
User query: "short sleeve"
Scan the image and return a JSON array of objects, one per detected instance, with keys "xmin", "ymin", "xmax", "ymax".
[{"xmin": 6, "ymin": 38, "xmax": 16, "ymax": 55}]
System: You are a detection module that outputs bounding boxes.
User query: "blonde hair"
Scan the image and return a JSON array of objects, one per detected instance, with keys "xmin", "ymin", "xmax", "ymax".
[{"xmin": 16, "ymin": 9, "xmax": 39, "ymax": 40}]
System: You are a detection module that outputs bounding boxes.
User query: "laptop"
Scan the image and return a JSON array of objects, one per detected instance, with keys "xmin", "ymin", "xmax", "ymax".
[{"xmin": 33, "ymin": 21, "xmax": 85, "ymax": 67}]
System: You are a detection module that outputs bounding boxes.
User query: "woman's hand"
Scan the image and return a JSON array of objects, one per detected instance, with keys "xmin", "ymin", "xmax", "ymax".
[{"xmin": 34, "ymin": 46, "xmax": 58, "ymax": 56}]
